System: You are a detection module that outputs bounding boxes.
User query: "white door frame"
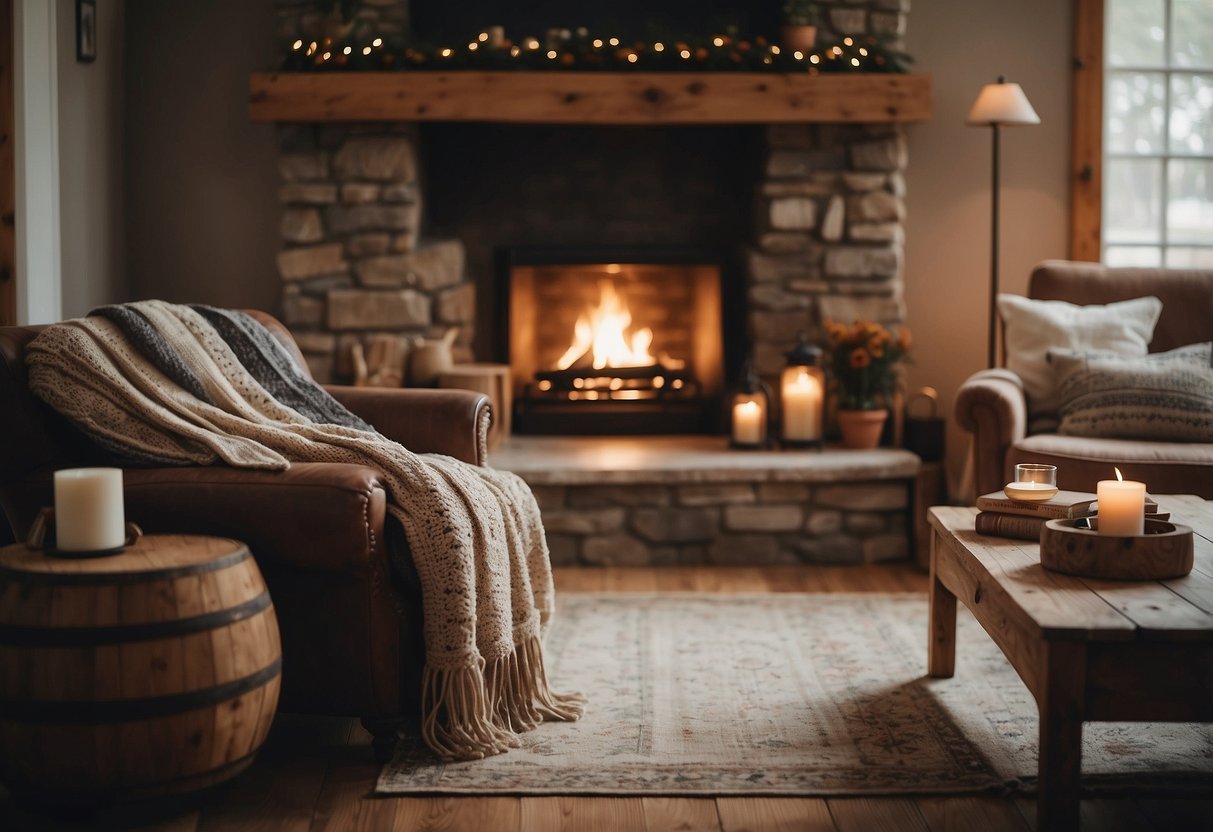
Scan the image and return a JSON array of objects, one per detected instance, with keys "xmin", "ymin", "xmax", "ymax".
[{"xmin": 13, "ymin": 0, "xmax": 61, "ymax": 325}]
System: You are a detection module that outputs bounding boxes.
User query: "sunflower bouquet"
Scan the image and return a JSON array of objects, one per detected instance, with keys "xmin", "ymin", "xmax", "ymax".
[{"xmin": 823, "ymin": 319, "xmax": 911, "ymax": 411}]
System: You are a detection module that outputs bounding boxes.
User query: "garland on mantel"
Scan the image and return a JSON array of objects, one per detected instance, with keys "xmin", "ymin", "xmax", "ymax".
[{"xmin": 279, "ymin": 28, "xmax": 912, "ymax": 74}]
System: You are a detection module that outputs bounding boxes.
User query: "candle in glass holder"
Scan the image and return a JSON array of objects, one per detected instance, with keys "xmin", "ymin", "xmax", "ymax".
[
  {"xmin": 1005, "ymin": 463, "xmax": 1058, "ymax": 502},
  {"xmin": 1097, "ymin": 467, "xmax": 1145, "ymax": 536},
  {"xmin": 53, "ymin": 468, "xmax": 125, "ymax": 552}
]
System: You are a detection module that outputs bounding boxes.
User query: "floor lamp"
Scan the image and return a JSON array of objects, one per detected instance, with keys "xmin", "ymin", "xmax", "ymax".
[{"xmin": 967, "ymin": 76, "xmax": 1040, "ymax": 368}]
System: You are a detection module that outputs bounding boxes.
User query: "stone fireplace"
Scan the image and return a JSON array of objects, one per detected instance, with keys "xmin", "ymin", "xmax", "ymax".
[
  {"xmin": 256, "ymin": 1, "xmax": 928, "ymax": 566},
  {"xmin": 267, "ymin": 2, "xmax": 917, "ymax": 408},
  {"xmin": 273, "ymin": 120, "xmax": 909, "ymax": 400}
]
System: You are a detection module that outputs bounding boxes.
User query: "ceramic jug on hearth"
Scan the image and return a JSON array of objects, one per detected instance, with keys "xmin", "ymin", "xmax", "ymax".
[{"xmin": 409, "ymin": 328, "xmax": 458, "ymax": 387}]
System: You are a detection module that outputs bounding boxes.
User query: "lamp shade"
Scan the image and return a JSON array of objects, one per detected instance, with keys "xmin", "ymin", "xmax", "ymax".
[{"xmin": 966, "ymin": 77, "xmax": 1040, "ymax": 126}]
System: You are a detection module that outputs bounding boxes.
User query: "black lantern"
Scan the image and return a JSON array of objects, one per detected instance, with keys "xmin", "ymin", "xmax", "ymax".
[
  {"xmin": 780, "ymin": 332, "xmax": 825, "ymax": 449},
  {"xmin": 729, "ymin": 360, "xmax": 772, "ymax": 449}
]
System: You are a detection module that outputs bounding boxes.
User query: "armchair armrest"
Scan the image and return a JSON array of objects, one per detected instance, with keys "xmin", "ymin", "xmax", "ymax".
[
  {"xmin": 954, "ymin": 369, "xmax": 1028, "ymax": 498},
  {"xmin": 325, "ymin": 385, "xmax": 490, "ymax": 466},
  {"xmin": 122, "ymin": 463, "xmax": 388, "ymax": 574}
]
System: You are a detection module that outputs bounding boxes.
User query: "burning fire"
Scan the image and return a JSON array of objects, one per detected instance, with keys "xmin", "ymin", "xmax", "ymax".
[{"xmin": 555, "ymin": 280, "xmax": 663, "ymax": 371}]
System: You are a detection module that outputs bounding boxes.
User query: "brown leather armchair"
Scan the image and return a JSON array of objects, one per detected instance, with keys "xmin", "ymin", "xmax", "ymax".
[
  {"xmin": 955, "ymin": 261, "xmax": 1213, "ymax": 499},
  {"xmin": 0, "ymin": 311, "xmax": 491, "ymax": 757}
]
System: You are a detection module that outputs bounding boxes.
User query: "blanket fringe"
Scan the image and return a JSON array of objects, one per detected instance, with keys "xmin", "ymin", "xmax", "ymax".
[
  {"xmin": 425, "ymin": 637, "xmax": 586, "ymax": 761},
  {"xmin": 421, "ymin": 660, "xmax": 519, "ymax": 761}
]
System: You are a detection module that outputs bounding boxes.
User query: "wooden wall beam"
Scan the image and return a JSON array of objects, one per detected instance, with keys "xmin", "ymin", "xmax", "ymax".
[
  {"xmin": 1070, "ymin": 0, "xmax": 1104, "ymax": 262},
  {"xmin": 249, "ymin": 71, "xmax": 932, "ymax": 125}
]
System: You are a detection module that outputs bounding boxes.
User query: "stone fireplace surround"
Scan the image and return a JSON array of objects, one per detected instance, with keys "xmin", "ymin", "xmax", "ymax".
[
  {"xmin": 274, "ymin": 122, "xmax": 909, "ymax": 386},
  {"xmin": 266, "ymin": 0, "xmax": 920, "ymax": 567}
]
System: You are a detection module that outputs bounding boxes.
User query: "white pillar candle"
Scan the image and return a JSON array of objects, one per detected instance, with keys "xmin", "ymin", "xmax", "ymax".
[
  {"xmin": 782, "ymin": 368, "xmax": 822, "ymax": 442},
  {"xmin": 732, "ymin": 400, "xmax": 763, "ymax": 445},
  {"xmin": 1097, "ymin": 471, "xmax": 1145, "ymax": 537},
  {"xmin": 54, "ymin": 468, "xmax": 125, "ymax": 551}
]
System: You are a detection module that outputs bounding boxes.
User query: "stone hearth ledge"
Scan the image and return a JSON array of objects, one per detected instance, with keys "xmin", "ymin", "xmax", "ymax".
[
  {"xmin": 490, "ymin": 436, "xmax": 919, "ymax": 485},
  {"xmin": 489, "ymin": 437, "xmax": 920, "ymax": 566}
]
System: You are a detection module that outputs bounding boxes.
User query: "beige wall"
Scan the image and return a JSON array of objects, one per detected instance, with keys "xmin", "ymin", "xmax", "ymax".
[
  {"xmin": 124, "ymin": 0, "xmax": 280, "ymax": 312},
  {"xmin": 57, "ymin": 0, "xmax": 126, "ymax": 317},
  {"xmin": 904, "ymin": 0, "xmax": 1074, "ymax": 494}
]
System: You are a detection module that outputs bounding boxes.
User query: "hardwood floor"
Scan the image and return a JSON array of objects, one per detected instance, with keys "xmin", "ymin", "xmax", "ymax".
[{"xmin": 2, "ymin": 564, "xmax": 1209, "ymax": 832}]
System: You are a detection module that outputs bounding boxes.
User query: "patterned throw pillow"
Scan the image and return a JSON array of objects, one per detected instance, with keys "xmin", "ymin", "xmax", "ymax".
[{"xmin": 1050, "ymin": 342, "xmax": 1213, "ymax": 442}]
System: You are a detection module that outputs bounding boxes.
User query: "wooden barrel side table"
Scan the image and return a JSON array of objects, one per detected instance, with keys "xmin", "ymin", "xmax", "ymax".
[{"xmin": 0, "ymin": 534, "xmax": 282, "ymax": 804}]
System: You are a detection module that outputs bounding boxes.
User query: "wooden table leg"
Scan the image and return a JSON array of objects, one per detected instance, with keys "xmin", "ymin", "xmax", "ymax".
[
  {"xmin": 1037, "ymin": 641, "xmax": 1086, "ymax": 832},
  {"xmin": 928, "ymin": 529, "xmax": 956, "ymax": 678}
]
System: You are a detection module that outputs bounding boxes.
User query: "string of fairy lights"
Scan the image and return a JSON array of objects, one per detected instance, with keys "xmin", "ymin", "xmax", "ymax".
[{"xmin": 281, "ymin": 27, "xmax": 910, "ymax": 74}]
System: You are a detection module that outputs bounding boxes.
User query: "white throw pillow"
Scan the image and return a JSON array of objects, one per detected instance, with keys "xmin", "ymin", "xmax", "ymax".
[{"xmin": 997, "ymin": 293, "xmax": 1162, "ymax": 418}]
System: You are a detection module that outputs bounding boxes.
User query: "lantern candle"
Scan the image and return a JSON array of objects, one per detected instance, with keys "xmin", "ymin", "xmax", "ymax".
[
  {"xmin": 1097, "ymin": 467, "xmax": 1145, "ymax": 536},
  {"xmin": 780, "ymin": 333, "xmax": 825, "ymax": 447},
  {"xmin": 53, "ymin": 468, "xmax": 125, "ymax": 552},
  {"xmin": 733, "ymin": 399, "xmax": 763, "ymax": 445},
  {"xmin": 781, "ymin": 368, "xmax": 823, "ymax": 443}
]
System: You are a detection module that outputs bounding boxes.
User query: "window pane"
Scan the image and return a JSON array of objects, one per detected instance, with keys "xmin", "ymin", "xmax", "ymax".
[
  {"xmin": 1168, "ymin": 159, "xmax": 1213, "ymax": 243},
  {"xmin": 1172, "ymin": 0, "xmax": 1213, "ymax": 69},
  {"xmin": 1165, "ymin": 246, "xmax": 1213, "ymax": 267},
  {"xmin": 1170, "ymin": 74, "xmax": 1213, "ymax": 155},
  {"xmin": 1107, "ymin": 71, "xmax": 1167, "ymax": 153},
  {"xmin": 1107, "ymin": 0, "xmax": 1165, "ymax": 67},
  {"xmin": 1104, "ymin": 158, "xmax": 1163, "ymax": 243},
  {"xmin": 1105, "ymin": 246, "xmax": 1162, "ymax": 266}
]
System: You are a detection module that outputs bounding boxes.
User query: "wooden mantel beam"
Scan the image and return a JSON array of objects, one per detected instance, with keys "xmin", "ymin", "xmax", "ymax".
[{"xmin": 249, "ymin": 71, "xmax": 932, "ymax": 125}]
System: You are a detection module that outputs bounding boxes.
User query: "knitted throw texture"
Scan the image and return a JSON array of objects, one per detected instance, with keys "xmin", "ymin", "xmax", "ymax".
[{"xmin": 26, "ymin": 301, "xmax": 584, "ymax": 760}]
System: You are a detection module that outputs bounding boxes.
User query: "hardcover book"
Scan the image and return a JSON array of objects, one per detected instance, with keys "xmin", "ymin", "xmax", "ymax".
[
  {"xmin": 974, "ymin": 511, "xmax": 1048, "ymax": 541},
  {"xmin": 975, "ymin": 490, "xmax": 1159, "ymax": 520},
  {"xmin": 975, "ymin": 490, "xmax": 1099, "ymax": 520},
  {"xmin": 974, "ymin": 508, "xmax": 1168, "ymax": 541}
]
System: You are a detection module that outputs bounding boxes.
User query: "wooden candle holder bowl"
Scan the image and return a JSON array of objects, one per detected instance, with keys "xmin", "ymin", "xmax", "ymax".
[{"xmin": 1041, "ymin": 518, "xmax": 1194, "ymax": 580}]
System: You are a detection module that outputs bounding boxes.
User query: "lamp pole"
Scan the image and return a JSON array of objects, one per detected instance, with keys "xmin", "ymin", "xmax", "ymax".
[
  {"xmin": 988, "ymin": 122, "xmax": 1001, "ymax": 369},
  {"xmin": 967, "ymin": 74, "xmax": 1038, "ymax": 370}
]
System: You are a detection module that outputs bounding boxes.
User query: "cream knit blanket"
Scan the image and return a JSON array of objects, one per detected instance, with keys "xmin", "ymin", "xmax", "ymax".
[{"xmin": 26, "ymin": 301, "xmax": 584, "ymax": 760}]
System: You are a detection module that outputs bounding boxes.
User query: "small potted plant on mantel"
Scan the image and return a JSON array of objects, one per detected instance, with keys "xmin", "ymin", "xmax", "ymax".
[
  {"xmin": 780, "ymin": 0, "xmax": 820, "ymax": 52},
  {"xmin": 825, "ymin": 320, "xmax": 912, "ymax": 449}
]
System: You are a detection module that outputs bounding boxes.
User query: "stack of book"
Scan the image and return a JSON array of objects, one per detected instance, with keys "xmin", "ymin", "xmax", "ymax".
[{"xmin": 975, "ymin": 490, "xmax": 1162, "ymax": 540}]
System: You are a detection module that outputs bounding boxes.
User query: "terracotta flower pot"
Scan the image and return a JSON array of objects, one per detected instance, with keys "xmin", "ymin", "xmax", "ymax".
[
  {"xmin": 780, "ymin": 24, "xmax": 818, "ymax": 53},
  {"xmin": 837, "ymin": 409, "xmax": 887, "ymax": 450}
]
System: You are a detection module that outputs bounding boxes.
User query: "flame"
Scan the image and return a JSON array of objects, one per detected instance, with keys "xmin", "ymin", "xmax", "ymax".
[
  {"xmin": 554, "ymin": 281, "xmax": 658, "ymax": 371},
  {"xmin": 1114, "ymin": 467, "xmax": 1124, "ymax": 482}
]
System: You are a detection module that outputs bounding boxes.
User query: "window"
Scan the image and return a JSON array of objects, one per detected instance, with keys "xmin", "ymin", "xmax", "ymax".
[{"xmin": 1102, "ymin": 0, "xmax": 1213, "ymax": 267}]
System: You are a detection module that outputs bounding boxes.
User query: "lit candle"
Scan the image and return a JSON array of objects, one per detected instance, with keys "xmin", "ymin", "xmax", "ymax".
[
  {"xmin": 781, "ymin": 368, "xmax": 822, "ymax": 442},
  {"xmin": 1097, "ymin": 467, "xmax": 1145, "ymax": 536},
  {"xmin": 1005, "ymin": 463, "xmax": 1058, "ymax": 502},
  {"xmin": 732, "ymin": 400, "xmax": 763, "ymax": 445},
  {"xmin": 53, "ymin": 468, "xmax": 125, "ymax": 552}
]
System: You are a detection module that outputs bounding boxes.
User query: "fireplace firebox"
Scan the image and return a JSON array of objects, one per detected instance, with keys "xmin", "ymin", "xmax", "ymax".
[{"xmin": 503, "ymin": 248, "xmax": 729, "ymax": 435}]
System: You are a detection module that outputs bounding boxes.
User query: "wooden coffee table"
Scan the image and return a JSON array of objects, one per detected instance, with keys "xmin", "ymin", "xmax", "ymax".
[{"xmin": 927, "ymin": 495, "xmax": 1213, "ymax": 832}]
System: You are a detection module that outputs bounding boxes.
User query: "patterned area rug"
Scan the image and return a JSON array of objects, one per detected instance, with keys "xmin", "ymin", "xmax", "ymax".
[{"xmin": 377, "ymin": 594, "xmax": 1212, "ymax": 795}]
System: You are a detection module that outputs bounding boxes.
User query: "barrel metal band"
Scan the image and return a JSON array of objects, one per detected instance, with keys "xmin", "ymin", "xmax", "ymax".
[
  {"xmin": 0, "ymin": 591, "xmax": 272, "ymax": 647},
  {"xmin": 0, "ymin": 546, "xmax": 250, "ymax": 586},
  {"xmin": 0, "ymin": 657, "xmax": 282, "ymax": 724}
]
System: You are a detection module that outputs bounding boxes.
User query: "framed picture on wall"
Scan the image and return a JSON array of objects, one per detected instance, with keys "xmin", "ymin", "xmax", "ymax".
[{"xmin": 77, "ymin": 0, "xmax": 97, "ymax": 63}]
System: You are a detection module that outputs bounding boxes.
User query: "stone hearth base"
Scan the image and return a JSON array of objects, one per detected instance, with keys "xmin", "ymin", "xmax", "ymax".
[{"xmin": 490, "ymin": 437, "xmax": 920, "ymax": 567}]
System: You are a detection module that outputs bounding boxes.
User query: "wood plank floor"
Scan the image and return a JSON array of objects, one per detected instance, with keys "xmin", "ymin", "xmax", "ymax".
[{"xmin": 2, "ymin": 564, "xmax": 1209, "ymax": 832}]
